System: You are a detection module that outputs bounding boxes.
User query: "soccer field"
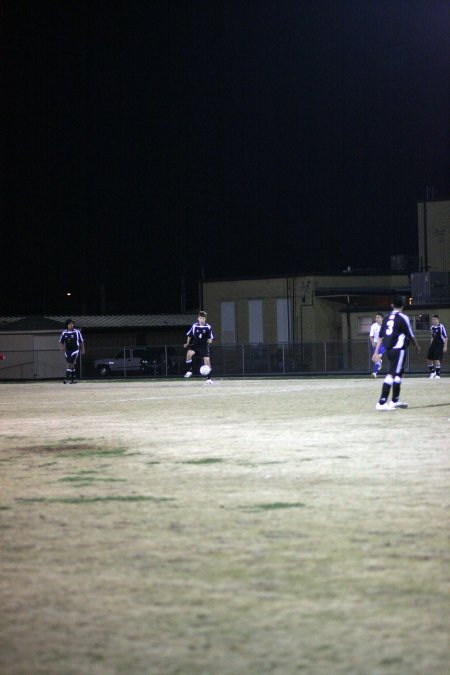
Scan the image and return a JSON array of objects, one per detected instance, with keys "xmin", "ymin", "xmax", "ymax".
[{"xmin": 0, "ymin": 377, "xmax": 449, "ymax": 674}]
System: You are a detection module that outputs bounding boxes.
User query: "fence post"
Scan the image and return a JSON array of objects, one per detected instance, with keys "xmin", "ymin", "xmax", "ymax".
[
  {"xmin": 324, "ymin": 341, "xmax": 327, "ymax": 373},
  {"xmin": 33, "ymin": 342, "xmax": 38, "ymax": 379},
  {"xmin": 241, "ymin": 344, "xmax": 245, "ymax": 375}
]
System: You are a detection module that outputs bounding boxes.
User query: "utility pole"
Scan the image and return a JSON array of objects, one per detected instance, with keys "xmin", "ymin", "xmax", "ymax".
[
  {"xmin": 434, "ymin": 227, "xmax": 446, "ymax": 271},
  {"xmin": 423, "ymin": 185, "xmax": 435, "ymax": 272}
]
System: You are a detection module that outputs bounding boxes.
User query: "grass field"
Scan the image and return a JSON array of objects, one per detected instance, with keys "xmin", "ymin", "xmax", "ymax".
[{"xmin": 0, "ymin": 376, "xmax": 449, "ymax": 674}]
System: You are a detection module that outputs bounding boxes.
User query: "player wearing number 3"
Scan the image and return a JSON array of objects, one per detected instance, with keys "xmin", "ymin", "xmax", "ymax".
[
  {"xmin": 372, "ymin": 296, "xmax": 420, "ymax": 410},
  {"xmin": 183, "ymin": 311, "xmax": 214, "ymax": 383}
]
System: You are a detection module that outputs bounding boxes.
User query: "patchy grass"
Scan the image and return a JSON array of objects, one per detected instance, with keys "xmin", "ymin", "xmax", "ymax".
[
  {"xmin": 58, "ymin": 476, "xmax": 127, "ymax": 484},
  {"xmin": 243, "ymin": 502, "xmax": 307, "ymax": 511},
  {"xmin": 0, "ymin": 378, "xmax": 449, "ymax": 675},
  {"xmin": 60, "ymin": 446, "xmax": 129, "ymax": 458},
  {"xmin": 15, "ymin": 495, "xmax": 175, "ymax": 505},
  {"xmin": 181, "ymin": 457, "xmax": 225, "ymax": 465}
]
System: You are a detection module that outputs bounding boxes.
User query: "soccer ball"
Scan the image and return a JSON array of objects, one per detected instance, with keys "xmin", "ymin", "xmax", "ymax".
[{"xmin": 200, "ymin": 364, "xmax": 211, "ymax": 376}]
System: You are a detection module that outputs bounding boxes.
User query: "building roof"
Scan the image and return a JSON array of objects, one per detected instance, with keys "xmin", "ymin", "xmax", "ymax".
[
  {"xmin": 0, "ymin": 314, "xmax": 195, "ymax": 332},
  {"xmin": 315, "ymin": 286, "xmax": 411, "ymax": 298}
]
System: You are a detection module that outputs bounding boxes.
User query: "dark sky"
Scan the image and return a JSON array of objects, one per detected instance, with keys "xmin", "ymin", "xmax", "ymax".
[{"xmin": 2, "ymin": 0, "xmax": 449, "ymax": 315}]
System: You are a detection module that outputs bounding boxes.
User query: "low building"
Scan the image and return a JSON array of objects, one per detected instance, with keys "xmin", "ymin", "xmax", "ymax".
[
  {"xmin": 201, "ymin": 273, "xmax": 414, "ymax": 345},
  {"xmin": 202, "ymin": 198, "xmax": 450, "ymax": 347},
  {"xmin": 0, "ymin": 314, "xmax": 194, "ymax": 380}
]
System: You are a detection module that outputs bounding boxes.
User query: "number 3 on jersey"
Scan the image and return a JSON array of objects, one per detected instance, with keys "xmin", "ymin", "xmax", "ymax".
[{"xmin": 385, "ymin": 319, "xmax": 394, "ymax": 335}]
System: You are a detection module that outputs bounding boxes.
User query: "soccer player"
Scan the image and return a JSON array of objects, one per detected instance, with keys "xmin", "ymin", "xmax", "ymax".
[
  {"xmin": 427, "ymin": 314, "xmax": 448, "ymax": 378},
  {"xmin": 183, "ymin": 310, "xmax": 214, "ymax": 383},
  {"xmin": 369, "ymin": 312, "xmax": 384, "ymax": 377},
  {"xmin": 59, "ymin": 319, "xmax": 85, "ymax": 384},
  {"xmin": 372, "ymin": 296, "xmax": 420, "ymax": 410}
]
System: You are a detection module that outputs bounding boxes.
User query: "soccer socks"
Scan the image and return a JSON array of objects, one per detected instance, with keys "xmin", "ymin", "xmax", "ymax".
[
  {"xmin": 392, "ymin": 379, "xmax": 401, "ymax": 402},
  {"xmin": 379, "ymin": 375, "xmax": 394, "ymax": 404},
  {"xmin": 64, "ymin": 368, "xmax": 77, "ymax": 383},
  {"xmin": 435, "ymin": 365, "xmax": 441, "ymax": 377},
  {"xmin": 185, "ymin": 359, "xmax": 193, "ymax": 374},
  {"xmin": 428, "ymin": 364, "xmax": 435, "ymax": 376},
  {"xmin": 379, "ymin": 384, "xmax": 390, "ymax": 404}
]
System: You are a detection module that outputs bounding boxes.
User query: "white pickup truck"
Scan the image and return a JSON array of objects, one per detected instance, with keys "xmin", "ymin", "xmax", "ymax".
[
  {"xmin": 94, "ymin": 346, "xmax": 179, "ymax": 377},
  {"xmin": 94, "ymin": 347, "xmax": 149, "ymax": 376}
]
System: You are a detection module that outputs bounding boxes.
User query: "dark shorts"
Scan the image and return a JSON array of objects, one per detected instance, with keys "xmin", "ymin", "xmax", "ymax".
[
  {"xmin": 65, "ymin": 349, "xmax": 80, "ymax": 365},
  {"xmin": 188, "ymin": 344, "xmax": 210, "ymax": 359},
  {"xmin": 387, "ymin": 348, "xmax": 407, "ymax": 377},
  {"xmin": 427, "ymin": 342, "xmax": 444, "ymax": 361}
]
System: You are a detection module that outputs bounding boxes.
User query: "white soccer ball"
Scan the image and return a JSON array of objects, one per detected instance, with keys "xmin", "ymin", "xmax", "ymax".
[{"xmin": 200, "ymin": 365, "xmax": 211, "ymax": 376}]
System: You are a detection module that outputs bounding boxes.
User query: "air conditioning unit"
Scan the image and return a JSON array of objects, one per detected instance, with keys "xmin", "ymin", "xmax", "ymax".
[{"xmin": 391, "ymin": 255, "xmax": 408, "ymax": 271}]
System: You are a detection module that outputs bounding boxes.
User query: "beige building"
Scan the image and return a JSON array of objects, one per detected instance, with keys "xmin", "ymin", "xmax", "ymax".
[
  {"xmin": 203, "ymin": 199, "xmax": 450, "ymax": 347},
  {"xmin": 417, "ymin": 198, "xmax": 450, "ymax": 272},
  {"xmin": 203, "ymin": 274, "xmax": 415, "ymax": 345}
]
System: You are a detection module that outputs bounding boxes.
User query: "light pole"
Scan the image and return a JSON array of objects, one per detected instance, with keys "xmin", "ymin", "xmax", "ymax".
[{"xmin": 434, "ymin": 227, "xmax": 446, "ymax": 271}]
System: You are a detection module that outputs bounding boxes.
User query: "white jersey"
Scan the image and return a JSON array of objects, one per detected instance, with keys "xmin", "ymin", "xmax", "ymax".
[{"xmin": 369, "ymin": 321, "xmax": 381, "ymax": 344}]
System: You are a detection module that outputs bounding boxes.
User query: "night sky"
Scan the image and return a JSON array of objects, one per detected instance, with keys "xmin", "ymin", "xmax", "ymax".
[{"xmin": 2, "ymin": 1, "xmax": 449, "ymax": 315}]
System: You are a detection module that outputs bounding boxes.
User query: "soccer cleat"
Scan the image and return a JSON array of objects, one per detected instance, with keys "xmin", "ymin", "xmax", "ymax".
[
  {"xmin": 371, "ymin": 372, "xmax": 377, "ymax": 378},
  {"xmin": 429, "ymin": 372, "xmax": 436, "ymax": 379},
  {"xmin": 63, "ymin": 379, "xmax": 68, "ymax": 384},
  {"xmin": 391, "ymin": 401, "xmax": 408, "ymax": 408},
  {"xmin": 375, "ymin": 402, "xmax": 396, "ymax": 410},
  {"xmin": 184, "ymin": 371, "xmax": 193, "ymax": 378},
  {"xmin": 435, "ymin": 375, "xmax": 441, "ymax": 379},
  {"xmin": 70, "ymin": 379, "xmax": 78, "ymax": 384},
  {"xmin": 205, "ymin": 379, "xmax": 214, "ymax": 385}
]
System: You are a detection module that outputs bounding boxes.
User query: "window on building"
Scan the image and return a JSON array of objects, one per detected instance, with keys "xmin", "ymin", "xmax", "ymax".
[
  {"xmin": 221, "ymin": 301, "xmax": 236, "ymax": 344},
  {"xmin": 248, "ymin": 300, "xmax": 263, "ymax": 344},
  {"xmin": 358, "ymin": 317, "xmax": 373, "ymax": 335},
  {"xmin": 358, "ymin": 313, "xmax": 430, "ymax": 334},
  {"xmin": 413, "ymin": 314, "xmax": 430, "ymax": 330},
  {"xmin": 277, "ymin": 298, "xmax": 291, "ymax": 343}
]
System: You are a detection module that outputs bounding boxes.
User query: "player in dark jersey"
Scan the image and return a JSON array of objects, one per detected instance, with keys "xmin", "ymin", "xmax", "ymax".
[
  {"xmin": 426, "ymin": 314, "xmax": 448, "ymax": 379},
  {"xmin": 59, "ymin": 319, "xmax": 85, "ymax": 384},
  {"xmin": 372, "ymin": 296, "xmax": 420, "ymax": 410},
  {"xmin": 183, "ymin": 310, "xmax": 214, "ymax": 383}
]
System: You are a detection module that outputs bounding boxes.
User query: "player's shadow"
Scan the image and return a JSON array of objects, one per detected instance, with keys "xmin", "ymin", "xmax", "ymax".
[{"xmin": 409, "ymin": 402, "xmax": 449, "ymax": 409}]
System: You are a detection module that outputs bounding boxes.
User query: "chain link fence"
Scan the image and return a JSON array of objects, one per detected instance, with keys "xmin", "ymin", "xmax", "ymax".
[{"xmin": 0, "ymin": 340, "xmax": 432, "ymax": 380}]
